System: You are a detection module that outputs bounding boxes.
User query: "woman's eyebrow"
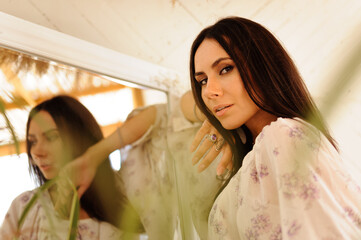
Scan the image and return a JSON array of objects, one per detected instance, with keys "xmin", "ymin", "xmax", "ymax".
[
  {"xmin": 28, "ymin": 128, "xmax": 59, "ymax": 137},
  {"xmin": 211, "ymin": 57, "xmax": 231, "ymax": 68},
  {"xmin": 194, "ymin": 72, "xmax": 204, "ymax": 77},
  {"xmin": 195, "ymin": 57, "xmax": 232, "ymax": 76},
  {"xmin": 43, "ymin": 129, "xmax": 59, "ymax": 135}
]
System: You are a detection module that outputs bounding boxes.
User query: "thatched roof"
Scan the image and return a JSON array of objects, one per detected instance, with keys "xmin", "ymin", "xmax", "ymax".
[{"xmin": 0, "ymin": 47, "xmax": 142, "ymax": 156}]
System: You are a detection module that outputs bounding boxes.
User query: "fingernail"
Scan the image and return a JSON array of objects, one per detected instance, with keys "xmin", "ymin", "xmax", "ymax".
[
  {"xmin": 198, "ymin": 164, "xmax": 205, "ymax": 172},
  {"xmin": 192, "ymin": 155, "xmax": 200, "ymax": 165},
  {"xmin": 190, "ymin": 145, "xmax": 194, "ymax": 152},
  {"xmin": 217, "ymin": 166, "xmax": 225, "ymax": 176}
]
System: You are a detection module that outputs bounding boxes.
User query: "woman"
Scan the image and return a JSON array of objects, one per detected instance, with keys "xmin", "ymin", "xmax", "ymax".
[
  {"xmin": 54, "ymin": 91, "xmax": 229, "ymax": 239},
  {"xmin": 0, "ymin": 95, "xmax": 140, "ymax": 239},
  {"xmin": 190, "ymin": 17, "xmax": 361, "ymax": 239}
]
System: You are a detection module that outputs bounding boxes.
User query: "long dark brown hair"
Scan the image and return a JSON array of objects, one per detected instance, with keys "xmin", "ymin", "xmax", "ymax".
[
  {"xmin": 190, "ymin": 17, "xmax": 337, "ymax": 185},
  {"xmin": 26, "ymin": 95, "xmax": 142, "ymax": 231}
]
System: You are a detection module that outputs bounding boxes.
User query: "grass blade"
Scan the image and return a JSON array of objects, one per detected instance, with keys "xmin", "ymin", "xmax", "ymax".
[
  {"xmin": 17, "ymin": 179, "xmax": 56, "ymax": 230},
  {"xmin": 67, "ymin": 179, "xmax": 80, "ymax": 240},
  {"xmin": 0, "ymin": 97, "xmax": 20, "ymax": 155}
]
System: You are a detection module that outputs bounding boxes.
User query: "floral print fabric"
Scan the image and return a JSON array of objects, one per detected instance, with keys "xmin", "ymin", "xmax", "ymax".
[
  {"xmin": 0, "ymin": 190, "xmax": 123, "ymax": 240},
  {"xmin": 167, "ymin": 96, "xmax": 224, "ymax": 239},
  {"xmin": 118, "ymin": 99, "xmax": 223, "ymax": 240},
  {"xmin": 117, "ymin": 104, "xmax": 177, "ymax": 240},
  {"xmin": 209, "ymin": 118, "xmax": 361, "ymax": 239}
]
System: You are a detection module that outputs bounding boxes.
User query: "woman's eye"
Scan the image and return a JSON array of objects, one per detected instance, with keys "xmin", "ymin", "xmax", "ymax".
[
  {"xmin": 220, "ymin": 65, "xmax": 233, "ymax": 75},
  {"xmin": 199, "ymin": 78, "xmax": 208, "ymax": 86},
  {"xmin": 46, "ymin": 133, "xmax": 59, "ymax": 142},
  {"xmin": 28, "ymin": 139, "xmax": 37, "ymax": 146}
]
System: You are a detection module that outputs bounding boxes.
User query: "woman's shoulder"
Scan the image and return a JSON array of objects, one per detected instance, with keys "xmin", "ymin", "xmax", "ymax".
[
  {"xmin": 10, "ymin": 189, "xmax": 37, "ymax": 207},
  {"xmin": 253, "ymin": 117, "xmax": 326, "ymax": 170},
  {"xmin": 3, "ymin": 189, "xmax": 38, "ymax": 225},
  {"xmin": 256, "ymin": 117, "xmax": 320, "ymax": 145},
  {"xmin": 266, "ymin": 117, "xmax": 315, "ymax": 133}
]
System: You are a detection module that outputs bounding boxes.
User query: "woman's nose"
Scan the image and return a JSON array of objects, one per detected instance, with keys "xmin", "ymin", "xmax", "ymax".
[
  {"xmin": 31, "ymin": 141, "xmax": 47, "ymax": 159},
  {"xmin": 203, "ymin": 76, "xmax": 223, "ymax": 98}
]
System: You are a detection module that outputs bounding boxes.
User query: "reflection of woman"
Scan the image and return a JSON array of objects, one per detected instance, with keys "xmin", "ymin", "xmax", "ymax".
[
  {"xmin": 0, "ymin": 96, "xmax": 139, "ymax": 239},
  {"xmin": 56, "ymin": 91, "xmax": 228, "ymax": 239},
  {"xmin": 189, "ymin": 17, "xmax": 361, "ymax": 239}
]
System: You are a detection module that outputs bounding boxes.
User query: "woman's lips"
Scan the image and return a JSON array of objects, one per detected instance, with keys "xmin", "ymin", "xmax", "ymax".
[
  {"xmin": 40, "ymin": 164, "xmax": 53, "ymax": 171},
  {"xmin": 215, "ymin": 104, "xmax": 232, "ymax": 117}
]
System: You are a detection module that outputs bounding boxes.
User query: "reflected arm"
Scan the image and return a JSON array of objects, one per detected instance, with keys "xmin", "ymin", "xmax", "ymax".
[
  {"xmin": 180, "ymin": 90, "xmax": 205, "ymax": 122},
  {"xmin": 182, "ymin": 90, "xmax": 233, "ymax": 176},
  {"xmin": 85, "ymin": 105, "xmax": 157, "ymax": 169},
  {"xmin": 58, "ymin": 105, "xmax": 157, "ymax": 199}
]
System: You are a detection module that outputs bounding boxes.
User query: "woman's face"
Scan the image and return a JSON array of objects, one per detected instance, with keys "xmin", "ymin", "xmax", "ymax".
[
  {"xmin": 28, "ymin": 111, "xmax": 65, "ymax": 180},
  {"xmin": 194, "ymin": 38, "xmax": 260, "ymax": 130}
]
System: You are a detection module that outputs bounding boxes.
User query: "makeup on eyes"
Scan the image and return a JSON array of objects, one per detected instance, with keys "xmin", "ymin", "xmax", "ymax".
[
  {"xmin": 44, "ymin": 130, "xmax": 60, "ymax": 142},
  {"xmin": 195, "ymin": 58, "xmax": 235, "ymax": 84},
  {"xmin": 28, "ymin": 129, "xmax": 60, "ymax": 145}
]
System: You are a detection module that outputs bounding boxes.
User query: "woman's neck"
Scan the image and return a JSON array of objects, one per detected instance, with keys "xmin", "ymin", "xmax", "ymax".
[
  {"xmin": 246, "ymin": 110, "xmax": 278, "ymax": 142},
  {"xmin": 48, "ymin": 185, "xmax": 90, "ymax": 220}
]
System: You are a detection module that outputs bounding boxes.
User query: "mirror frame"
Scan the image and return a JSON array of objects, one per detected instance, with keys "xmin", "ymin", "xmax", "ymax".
[
  {"xmin": 0, "ymin": 12, "xmax": 176, "ymax": 92},
  {"xmin": 0, "ymin": 11, "xmax": 188, "ymax": 239}
]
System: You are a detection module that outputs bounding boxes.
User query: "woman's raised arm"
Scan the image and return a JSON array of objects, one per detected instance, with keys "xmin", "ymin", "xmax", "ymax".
[{"xmin": 55, "ymin": 106, "xmax": 157, "ymax": 215}]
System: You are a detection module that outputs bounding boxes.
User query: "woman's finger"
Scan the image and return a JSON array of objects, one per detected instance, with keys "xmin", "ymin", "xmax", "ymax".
[
  {"xmin": 77, "ymin": 185, "xmax": 87, "ymax": 199},
  {"xmin": 190, "ymin": 120, "xmax": 212, "ymax": 152},
  {"xmin": 54, "ymin": 176, "xmax": 73, "ymax": 218},
  {"xmin": 191, "ymin": 134, "xmax": 214, "ymax": 165},
  {"xmin": 216, "ymin": 143, "xmax": 232, "ymax": 176},
  {"xmin": 226, "ymin": 160, "xmax": 233, "ymax": 171},
  {"xmin": 197, "ymin": 145, "xmax": 220, "ymax": 172}
]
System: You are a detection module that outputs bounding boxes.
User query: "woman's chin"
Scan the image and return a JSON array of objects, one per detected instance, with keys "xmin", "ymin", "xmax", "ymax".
[
  {"xmin": 220, "ymin": 121, "xmax": 242, "ymax": 130},
  {"xmin": 42, "ymin": 171, "xmax": 58, "ymax": 180}
]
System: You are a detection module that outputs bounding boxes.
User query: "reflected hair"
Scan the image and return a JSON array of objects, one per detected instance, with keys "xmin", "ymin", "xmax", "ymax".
[
  {"xmin": 26, "ymin": 95, "xmax": 141, "ymax": 230},
  {"xmin": 190, "ymin": 17, "xmax": 337, "ymax": 186}
]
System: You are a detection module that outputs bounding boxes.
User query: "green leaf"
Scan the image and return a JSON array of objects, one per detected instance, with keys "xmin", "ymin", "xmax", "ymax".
[
  {"xmin": 0, "ymin": 97, "xmax": 20, "ymax": 155},
  {"xmin": 67, "ymin": 179, "xmax": 80, "ymax": 240},
  {"xmin": 17, "ymin": 179, "xmax": 57, "ymax": 229},
  {"xmin": 16, "ymin": 177, "xmax": 80, "ymax": 240}
]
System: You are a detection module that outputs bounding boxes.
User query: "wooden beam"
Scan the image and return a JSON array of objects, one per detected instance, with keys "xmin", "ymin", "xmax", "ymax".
[
  {"xmin": 131, "ymin": 88, "xmax": 144, "ymax": 108},
  {"xmin": 3, "ymin": 84, "xmax": 126, "ymax": 110},
  {"xmin": 0, "ymin": 140, "xmax": 26, "ymax": 157}
]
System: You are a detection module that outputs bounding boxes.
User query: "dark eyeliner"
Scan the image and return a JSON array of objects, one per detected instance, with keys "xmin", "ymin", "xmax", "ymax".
[
  {"xmin": 220, "ymin": 65, "xmax": 233, "ymax": 75},
  {"xmin": 199, "ymin": 78, "xmax": 207, "ymax": 86}
]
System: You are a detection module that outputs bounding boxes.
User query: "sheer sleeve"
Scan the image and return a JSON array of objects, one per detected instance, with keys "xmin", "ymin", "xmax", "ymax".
[
  {"xmin": 122, "ymin": 104, "xmax": 165, "ymax": 148},
  {"xmin": 208, "ymin": 118, "xmax": 361, "ymax": 239},
  {"xmin": 253, "ymin": 118, "xmax": 361, "ymax": 239},
  {"xmin": 0, "ymin": 191, "xmax": 34, "ymax": 240},
  {"xmin": 117, "ymin": 103, "xmax": 178, "ymax": 239}
]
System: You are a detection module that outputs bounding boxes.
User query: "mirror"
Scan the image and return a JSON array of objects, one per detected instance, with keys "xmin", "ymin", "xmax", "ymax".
[
  {"xmin": 0, "ymin": 12, "xmax": 178, "ymax": 239},
  {"xmin": 2, "ymin": 5, "xmax": 360, "ymax": 240}
]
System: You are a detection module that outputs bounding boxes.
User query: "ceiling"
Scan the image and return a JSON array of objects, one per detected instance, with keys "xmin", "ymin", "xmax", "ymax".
[
  {"xmin": 0, "ymin": 0, "xmax": 360, "ymax": 92},
  {"xmin": 0, "ymin": 0, "xmax": 361, "ymax": 176}
]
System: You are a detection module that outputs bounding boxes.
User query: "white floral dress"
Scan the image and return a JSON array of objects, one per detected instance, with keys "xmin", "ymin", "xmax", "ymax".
[
  {"xmin": 118, "ymin": 100, "xmax": 224, "ymax": 240},
  {"xmin": 167, "ymin": 96, "xmax": 224, "ymax": 239},
  {"xmin": 208, "ymin": 117, "xmax": 361, "ymax": 239},
  {"xmin": 117, "ymin": 104, "xmax": 178, "ymax": 240},
  {"xmin": 0, "ymin": 190, "xmax": 123, "ymax": 240}
]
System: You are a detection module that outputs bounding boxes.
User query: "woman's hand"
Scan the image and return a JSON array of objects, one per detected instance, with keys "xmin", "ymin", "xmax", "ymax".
[
  {"xmin": 190, "ymin": 119, "xmax": 233, "ymax": 176},
  {"xmin": 54, "ymin": 151, "xmax": 97, "ymax": 218}
]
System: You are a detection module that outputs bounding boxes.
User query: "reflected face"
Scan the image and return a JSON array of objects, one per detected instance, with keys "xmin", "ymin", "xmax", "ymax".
[
  {"xmin": 28, "ymin": 111, "xmax": 64, "ymax": 180},
  {"xmin": 194, "ymin": 38, "xmax": 260, "ymax": 130}
]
